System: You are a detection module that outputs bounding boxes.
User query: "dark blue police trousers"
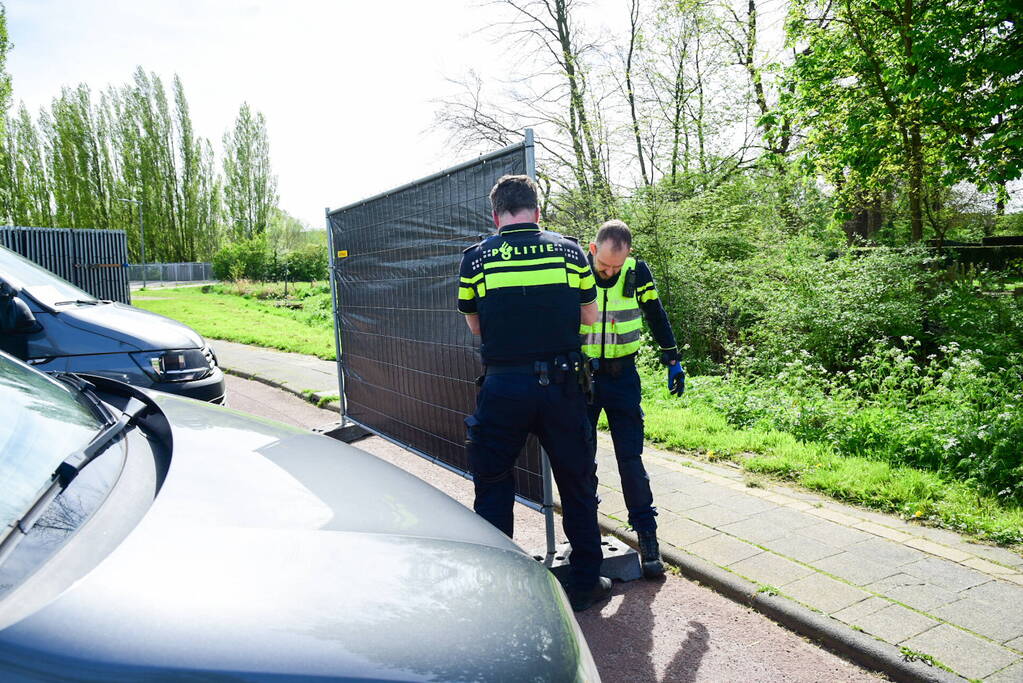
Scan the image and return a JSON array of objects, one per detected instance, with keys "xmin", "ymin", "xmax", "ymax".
[
  {"xmin": 465, "ymin": 372, "xmax": 602, "ymax": 589},
  {"xmin": 587, "ymin": 364, "xmax": 658, "ymax": 533}
]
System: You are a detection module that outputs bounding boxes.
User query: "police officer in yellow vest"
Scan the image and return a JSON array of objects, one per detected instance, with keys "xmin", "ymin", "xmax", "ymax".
[{"xmin": 580, "ymin": 220, "xmax": 685, "ymax": 578}]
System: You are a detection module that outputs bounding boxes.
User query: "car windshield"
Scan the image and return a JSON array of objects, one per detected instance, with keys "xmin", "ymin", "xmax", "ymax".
[
  {"xmin": 0, "ymin": 245, "xmax": 98, "ymax": 307},
  {"xmin": 0, "ymin": 354, "xmax": 102, "ymax": 531}
]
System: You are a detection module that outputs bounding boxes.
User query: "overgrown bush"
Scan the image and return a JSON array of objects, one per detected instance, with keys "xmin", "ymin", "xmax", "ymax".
[
  {"xmin": 712, "ymin": 339, "xmax": 1023, "ymax": 504},
  {"xmin": 929, "ymin": 275, "xmax": 1023, "ymax": 368},
  {"xmin": 734, "ymin": 246, "xmax": 936, "ymax": 372},
  {"xmin": 283, "ymin": 244, "xmax": 328, "ymax": 281},
  {"xmin": 212, "ymin": 236, "xmax": 271, "ymax": 280},
  {"xmin": 212, "ymin": 237, "xmax": 327, "ymax": 282}
]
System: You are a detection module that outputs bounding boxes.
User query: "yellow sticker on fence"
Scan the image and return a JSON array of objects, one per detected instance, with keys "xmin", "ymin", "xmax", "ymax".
[{"xmin": 337, "ymin": 250, "xmax": 348, "ymax": 258}]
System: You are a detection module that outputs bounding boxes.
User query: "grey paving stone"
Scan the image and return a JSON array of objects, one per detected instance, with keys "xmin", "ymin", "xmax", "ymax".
[
  {"xmin": 728, "ymin": 552, "xmax": 814, "ymax": 588},
  {"xmin": 711, "ymin": 492, "xmax": 779, "ymax": 516},
  {"xmin": 642, "ymin": 462, "xmax": 678, "ymax": 478},
  {"xmin": 908, "ymin": 523, "xmax": 973, "ymax": 547},
  {"xmin": 933, "ymin": 595, "xmax": 1023, "ymax": 644},
  {"xmin": 1008, "ymin": 636, "xmax": 1023, "ymax": 652},
  {"xmin": 832, "ymin": 596, "xmax": 891, "ymax": 624},
  {"xmin": 717, "ymin": 516, "xmax": 791, "ymax": 544},
  {"xmin": 853, "ymin": 507, "xmax": 915, "ymax": 530},
  {"xmin": 785, "ymin": 489, "xmax": 827, "ymax": 502},
  {"xmin": 685, "ymin": 503, "xmax": 750, "ymax": 528},
  {"xmin": 657, "ymin": 517, "xmax": 718, "ymax": 548},
  {"xmin": 763, "ymin": 533, "xmax": 843, "ymax": 564},
  {"xmin": 688, "ymin": 534, "xmax": 763, "ymax": 567},
  {"xmin": 849, "ymin": 537, "xmax": 928, "ymax": 567},
  {"xmin": 816, "ymin": 551, "xmax": 902, "ymax": 585},
  {"xmin": 656, "ymin": 490, "xmax": 712, "ymax": 512},
  {"xmin": 959, "ymin": 579, "xmax": 1023, "ymax": 608},
  {"xmin": 902, "ymin": 557, "xmax": 990, "ymax": 592},
  {"xmin": 756, "ymin": 507, "xmax": 820, "ymax": 531},
  {"xmin": 597, "ymin": 490, "xmax": 628, "ymax": 517},
  {"xmin": 901, "ymin": 624, "xmax": 1019, "ymax": 680},
  {"xmin": 985, "ymin": 660, "xmax": 1023, "ymax": 683},
  {"xmin": 956, "ymin": 543, "xmax": 1023, "ymax": 568},
  {"xmin": 692, "ymin": 460, "xmax": 745, "ymax": 480},
  {"xmin": 866, "ymin": 573, "xmax": 959, "ymax": 612},
  {"xmin": 799, "ymin": 520, "xmax": 873, "ymax": 548},
  {"xmin": 681, "ymin": 481, "xmax": 741, "ymax": 500},
  {"xmin": 782, "ymin": 573, "xmax": 871, "ymax": 614},
  {"xmin": 648, "ymin": 474, "xmax": 682, "ymax": 496},
  {"xmin": 853, "ymin": 604, "xmax": 940, "ymax": 644}
]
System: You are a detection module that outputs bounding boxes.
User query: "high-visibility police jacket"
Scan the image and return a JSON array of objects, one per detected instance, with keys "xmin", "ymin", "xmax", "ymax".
[
  {"xmin": 458, "ymin": 223, "xmax": 597, "ymax": 365},
  {"xmin": 580, "ymin": 255, "xmax": 677, "ymax": 360}
]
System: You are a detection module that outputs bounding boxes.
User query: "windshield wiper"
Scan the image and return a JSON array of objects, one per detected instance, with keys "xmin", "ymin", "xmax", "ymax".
[
  {"xmin": 53, "ymin": 373, "xmax": 114, "ymax": 426},
  {"xmin": 0, "ymin": 397, "xmax": 147, "ymax": 567},
  {"xmin": 52, "ymin": 299, "xmax": 104, "ymax": 306}
]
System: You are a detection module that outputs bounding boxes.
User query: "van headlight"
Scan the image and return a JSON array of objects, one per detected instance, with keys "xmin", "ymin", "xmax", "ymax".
[{"xmin": 131, "ymin": 348, "xmax": 212, "ymax": 382}]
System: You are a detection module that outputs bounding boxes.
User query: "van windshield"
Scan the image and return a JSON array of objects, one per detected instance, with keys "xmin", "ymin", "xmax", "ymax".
[
  {"xmin": 0, "ymin": 246, "xmax": 99, "ymax": 307},
  {"xmin": 0, "ymin": 354, "xmax": 101, "ymax": 532}
]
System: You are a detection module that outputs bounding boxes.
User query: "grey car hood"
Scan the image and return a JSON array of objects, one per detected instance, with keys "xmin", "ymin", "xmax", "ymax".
[
  {"xmin": 0, "ymin": 395, "xmax": 585, "ymax": 681},
  {"xmin": 57, "ymin": 301, "xmax": 204, "ymax": 352}
]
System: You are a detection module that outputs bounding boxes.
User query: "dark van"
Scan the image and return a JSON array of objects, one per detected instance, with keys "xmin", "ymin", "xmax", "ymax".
[{"xmin": 0, "ymin": 244, "xmax": 225, "ymax": 403}]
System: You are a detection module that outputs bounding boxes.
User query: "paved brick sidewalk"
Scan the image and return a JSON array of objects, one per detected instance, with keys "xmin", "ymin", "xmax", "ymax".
[
  {"xmin": 594, "ymin": 436, "xmax": 1023, "ymax": 682},
  {"xmin": 211, "ymin": 339, "xmax": 1023, "ymax": 682}
]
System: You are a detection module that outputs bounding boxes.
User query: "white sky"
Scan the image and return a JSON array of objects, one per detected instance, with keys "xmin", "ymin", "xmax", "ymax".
[{"xmin": 5, "ymin": 0, "xmax": 528, "ymax": 228}]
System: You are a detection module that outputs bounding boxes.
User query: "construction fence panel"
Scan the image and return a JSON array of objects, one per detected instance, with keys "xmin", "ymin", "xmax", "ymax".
[
  {"xmin": 328, "ymin": 138, "xmax": 545, "ymax": 506},
  {"xmin": 1, "ymin": 226, "xmax": 130, "ymax": 304}
]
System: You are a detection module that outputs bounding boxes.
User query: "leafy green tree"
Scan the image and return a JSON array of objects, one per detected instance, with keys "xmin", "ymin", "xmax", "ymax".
[
  {"xmin": 222, "ymin": 103, "xmax": 277, "ymax": 240},
  {"xmin": 0, "ymin": 3, "xmax": 12, "ymax": 135},
  {"xmin": 1, "ymin": 104, "xmax": 52, "ymax": 226},
  {"xmin": 43, "ymin": 85, "xmax": 112, "ymax": 230},
  {"xmin": 173, "ymin": 75, "xmax": 221, "ymax": 260},
  {"xmin": 787, "ymin": 0, "xmax": 1020, "ymax": 241}
]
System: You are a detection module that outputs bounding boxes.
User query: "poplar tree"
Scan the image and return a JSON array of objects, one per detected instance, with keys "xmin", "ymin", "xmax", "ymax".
[
  {"xmin": 0, "ymin": 4, "xmax": 11, "ymax": 136},
  {"xmin": 222, "ymin": 103, "xmax": 277, "ymax": 239}
]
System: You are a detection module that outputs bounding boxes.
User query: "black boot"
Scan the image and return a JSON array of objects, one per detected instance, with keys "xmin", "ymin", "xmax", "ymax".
[
  {"xmin": 568, "ymin": 576, "xmax": 613, "ymax": 612},
  {"xmin": 637, "ymin": 530, "xmax": 665, "ymax": 579}
]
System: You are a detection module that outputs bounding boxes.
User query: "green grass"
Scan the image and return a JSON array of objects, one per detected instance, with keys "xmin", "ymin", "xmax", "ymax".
[
  {"xmin": 133, "ymin": 285, "xmax": 336, "ymax": 359},
  {"xmin": 640, "ymin": 372, "xmax": 1023, "ymax": 548}
]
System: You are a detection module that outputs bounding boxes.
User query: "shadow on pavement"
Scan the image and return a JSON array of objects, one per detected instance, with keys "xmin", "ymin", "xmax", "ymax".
[{"xmin": 577, "ymin": 577, "xmax": 710, "ymax": 682}]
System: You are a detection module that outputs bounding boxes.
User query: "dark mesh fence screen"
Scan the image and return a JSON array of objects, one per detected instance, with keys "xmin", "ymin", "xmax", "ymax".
[
  {"xmin": 328, "ymin": 140, "xmax": 544, "ymax": 505},
  {"xmin": 0, "ymin": 226, "xmax": 130, "ymax": 304}
]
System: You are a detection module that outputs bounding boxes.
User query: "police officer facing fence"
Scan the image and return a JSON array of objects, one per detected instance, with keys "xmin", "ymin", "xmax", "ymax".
[
  {"xmin": 581, "ymin": 220, "xmax": 685, "ymax": 578},
  {"xmin": 458, "ymin": 175, "xmax": 612, "ymax": 612}
]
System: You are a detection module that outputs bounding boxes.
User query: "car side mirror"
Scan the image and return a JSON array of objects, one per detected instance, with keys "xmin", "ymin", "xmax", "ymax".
[{"xmin": 0, "ymin": 289, "xmax": 42, "ymax": 335}]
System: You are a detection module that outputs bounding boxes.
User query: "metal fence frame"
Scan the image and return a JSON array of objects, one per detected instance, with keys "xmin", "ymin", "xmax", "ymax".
[
  {"xmin": 326, "ymin": 131, "xmax": 556, "ymax": 535},
  {"xmin": 0, "ymin": 226, "xmax": 130, "ymax": 304}
]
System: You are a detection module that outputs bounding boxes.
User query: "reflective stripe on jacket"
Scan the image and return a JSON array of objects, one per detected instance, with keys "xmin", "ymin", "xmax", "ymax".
[{"xmin": 580, "ymin": 256, "xmax": 644, "ymax": 359}]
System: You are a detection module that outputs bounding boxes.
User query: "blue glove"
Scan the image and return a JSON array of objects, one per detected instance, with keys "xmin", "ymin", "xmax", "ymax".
[{"xmin": 667, "ymin": 363, "xmax": 685, "ymax": 396}]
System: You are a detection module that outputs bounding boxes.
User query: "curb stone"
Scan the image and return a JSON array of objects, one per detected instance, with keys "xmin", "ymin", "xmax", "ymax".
[{"xmin": 222, "ymin": 366, "xmax": 965, "ymax": 683}]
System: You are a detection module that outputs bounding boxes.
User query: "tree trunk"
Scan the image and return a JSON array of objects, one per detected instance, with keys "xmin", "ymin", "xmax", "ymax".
[{"xmin": 626, "ymin": 0, "xmax": 649, "ymax": 185}]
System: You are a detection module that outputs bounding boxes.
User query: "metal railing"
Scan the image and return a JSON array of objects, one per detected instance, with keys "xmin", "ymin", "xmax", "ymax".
[{"xmin": 128, "ymin": 262, "xmax": 213, "ymax": 285}]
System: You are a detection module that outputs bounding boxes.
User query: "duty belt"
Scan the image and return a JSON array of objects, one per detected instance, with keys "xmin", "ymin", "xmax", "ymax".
[
  {"xmin": 594, "ymin": 354, "xmax": 636, "ymax": 378},
  {"xmin": 483, "ymin": 353, "xmax": 587, "ymax": 390}
]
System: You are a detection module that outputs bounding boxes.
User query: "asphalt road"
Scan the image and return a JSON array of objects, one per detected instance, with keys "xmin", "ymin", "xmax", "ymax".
[{"xmin": 224, "ymin": 374, "xmax": 883, "ymax": 683}]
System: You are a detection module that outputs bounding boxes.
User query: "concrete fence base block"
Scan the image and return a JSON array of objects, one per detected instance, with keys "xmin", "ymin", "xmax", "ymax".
[
  {"xmin": 314, "ymin": 420, "xmax": 372, "ymax": 444},
  {"xmin": 538, "ymin": 537, "xmax": 643, "ymax": 584}
]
